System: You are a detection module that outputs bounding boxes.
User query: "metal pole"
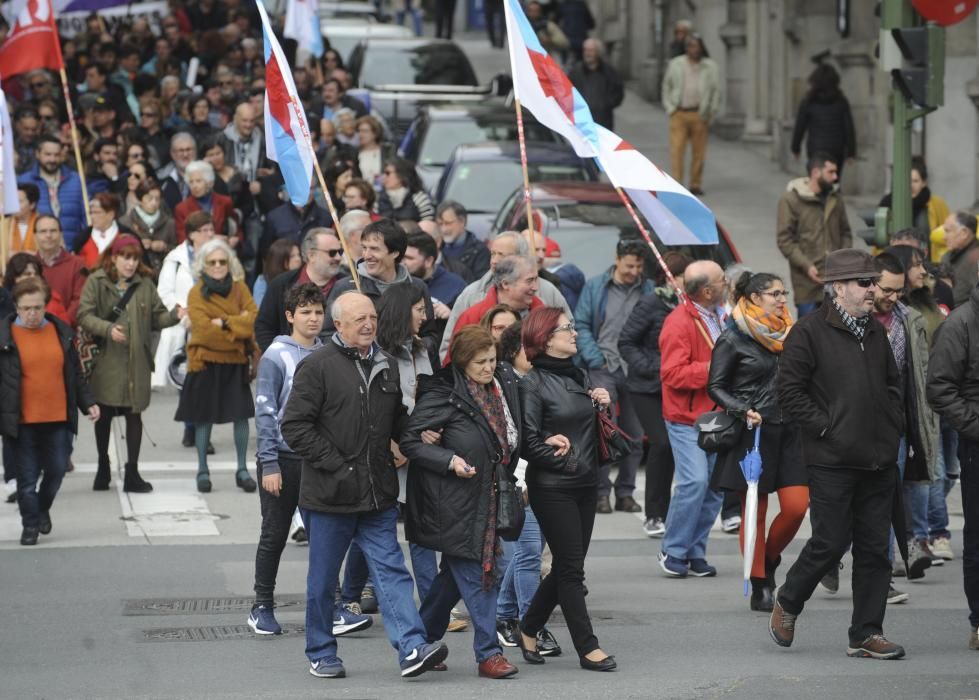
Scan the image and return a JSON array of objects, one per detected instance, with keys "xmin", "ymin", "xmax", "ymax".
[
  {"xmin": 891, "ymin": 91, "xmax": 913, "ymax": 232},
  {"xmin": 613, "ymin": 186, "xmax": 684, "ymax": 300}
]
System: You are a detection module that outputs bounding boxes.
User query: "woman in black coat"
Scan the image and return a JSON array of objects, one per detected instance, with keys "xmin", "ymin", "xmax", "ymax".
[
  {"xmin": 790, "ymin": 64, "xmax": 856, "ymax": 175},
  {"xmin": 517, "ymin": 306, "xmax": 616, "ymax": 672},
  {"xmin": 707, "ymin": 272, "xmax": 809, "ymax": 612},
  {"xmin": 400, "ymin": 325, "xmax": 522, "ymax": 679}
]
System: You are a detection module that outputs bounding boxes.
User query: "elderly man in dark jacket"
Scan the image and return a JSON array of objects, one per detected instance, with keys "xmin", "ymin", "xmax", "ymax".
[
  {"xmin": 280, "ymin": 292, "xmax": 448, "ymax": 680},
  {"xmin": 771, "ymin": 249, "xmax": 906, "ymax": 660},
  {"xmin": 568, "ymin": 39, "xmax": 624, "ymax": 129},
  {"xmin": 927, "ymin": 282, "xmax": 979, "ymax": 650}
]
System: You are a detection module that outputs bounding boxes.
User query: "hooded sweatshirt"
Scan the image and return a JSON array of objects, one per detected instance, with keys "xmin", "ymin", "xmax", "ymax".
[
  {"xmin": 255, "ymin": 334, "xmax": 323, "ymax": 475},
  {"xmin": 357, "ymin": 260, "xmax": 412, "ymax": 296},
  {"xmin": 223, "ymin": 123, "xmax": 262, "ymax": 182}
]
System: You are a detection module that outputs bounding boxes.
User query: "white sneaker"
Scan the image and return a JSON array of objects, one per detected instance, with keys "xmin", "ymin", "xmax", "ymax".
[
  {"xmin": 721, "ymin": 515, "xmax": 741, "ymax": 533},
  {"xmin": 642, "ymin": 517, "xmax": 666, "ymax": 538},
  {"xmin": 930, "ymin": 536, "xmax": 954, "ymax": 561}
]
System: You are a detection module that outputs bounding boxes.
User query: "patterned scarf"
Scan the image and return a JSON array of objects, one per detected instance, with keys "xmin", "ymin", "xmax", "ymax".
[
  {"xmin": 731, "ymin": 298, "xmax": 793, "ymax": 353},
  {"xmin": 465, "ymin": 376, "xmax": 510, "ymax": 589},
  {"xmin": 832, "ymin": 299, "xmax": 870, "ymax": 341}
]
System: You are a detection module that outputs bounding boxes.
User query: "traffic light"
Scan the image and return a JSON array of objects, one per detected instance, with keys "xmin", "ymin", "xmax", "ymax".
[{"xmin": 890, "ymin": 23, "xmax": 945, "ymax": 109}]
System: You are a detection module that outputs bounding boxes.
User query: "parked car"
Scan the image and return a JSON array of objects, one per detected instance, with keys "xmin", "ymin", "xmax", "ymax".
[
  {"xmin": 348, "ymin": 38, "xmax": 501, "ymax": 138},
  {"xmin": 491, "ymin": 182, "xmax": 741, "ymax": 279},
  {"xmin": 434, "ymin": 142, "xmax": 601, "ymax": 239},
  {"xmin": 322, "ymin": 18, "xmax": 414, "ymax": 63},
  {"xmin": 319, "ymin": 1, "xmax": 380, "ymax": 18},
  {"xmin": 399, "ymin": 104, "xmax": 565, "ymax": 193}
]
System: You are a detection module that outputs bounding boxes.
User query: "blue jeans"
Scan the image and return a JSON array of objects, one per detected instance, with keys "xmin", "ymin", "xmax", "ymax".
[
  {"xmin": 928, "ymin": 425, "xmax": 959, "ymax": 539},
  {"xmin": 497, "ymin": 505, "xmax": 543, "ymax": 620},
  {"xmin": 12, "ymin": 423, "xmax": 70, "ymax": 530},
  {"xmin": 342, "ymin": 539, "xmax": 438, "ymax": 602},
  {"xmin": 419, "ymin": 554, "xmax": 501, "ymax": 662},
  {"xmin": 891, "ymin": 438, "xmax": 929, "ymax": 559},
  {"xmin": 663, "ymin": 421, "xmax": 723, "ymax": 560},
  {"xmin": 409, "ymin": 543, "xmax": 438, "ymax": 601},
  {"xmin": 303, "ymin": 507, "xmax": 427, "ymax": 665},
  {"xmin": 396, "ymin": 0, "xmax": 423, "ymax": 35}
]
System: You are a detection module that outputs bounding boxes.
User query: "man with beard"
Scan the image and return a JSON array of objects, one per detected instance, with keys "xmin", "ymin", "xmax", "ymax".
[
  {"xmin": 771, "ymin": 249, "xmax": 905, "ymax": 659},
  {"xmin": 17, "ymin": 135, "xmax": 86, "ymax": 251},
  {"xmin": 776, "ymin": 152, "xmax": 852, "ymax": 317}
]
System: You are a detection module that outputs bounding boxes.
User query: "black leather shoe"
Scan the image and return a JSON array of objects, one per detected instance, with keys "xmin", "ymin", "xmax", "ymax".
[
  {"xmin": 614, "ymin": 496, "xmax": 641, "ymax": 513},
  {"xmin": 20, "ymin": 527, "xmax": 39, "ymax": 546},
  {"xmin": 236, "ymin": 471, "xmax": 258, "ymax": 493},
  {"xmin": 579, "ymin": 655, "xmax": 616, "ymax": 672},
  {"xmin": 516, "ymin": 629, "xmax": 544, "ymax": 664},
  {"xmin": 39, "ymin": 512, "xmax": 52, "ymax": 535},
  {"xmin": 596, "ymin": 496, "xmax": 612, "ymax": 514},
  {"xmin": 537, "ymin": 628, "xmax": 562, "ymax": 656},
  {"xmin": 750, "ymin": 577, "xmax": 774, "ymax": 612},
  {"xmin": 197, "ymin": 473, "xmax": 212, "ymax": 493}
]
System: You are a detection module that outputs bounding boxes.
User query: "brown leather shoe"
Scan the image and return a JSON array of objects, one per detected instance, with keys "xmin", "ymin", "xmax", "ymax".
[
  {"xmin": 769, "ymin": 594, "xmax": 797, "ymax": 647},
  {"xmin": 846, "ymin": 634, "xmax": 905, "ymax": 659},
  {"xmin": 478, "ymin": 654, "xmax": 519, "ymax": 679}
]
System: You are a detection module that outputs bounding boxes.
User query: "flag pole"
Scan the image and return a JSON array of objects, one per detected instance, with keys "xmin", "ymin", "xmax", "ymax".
[
  {"xmin": 58, "ymin": 68, "xmax": 91, "ymax": 227},
  {"xmin": 283, "ymin": 93, "xmax": 360, "ymax": 291},
  {"xmin": 513, "ymin": 97, "xmax": 536, "ymax": 253},
  {"xmin": 613, "ymin": 186, "xmax": 684, "ymax": 301}
]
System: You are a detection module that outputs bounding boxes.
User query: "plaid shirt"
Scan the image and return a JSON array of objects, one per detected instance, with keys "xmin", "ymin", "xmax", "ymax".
[
  {"xmin": 692, "ymin": 301, "xmax": 724, "ymax": 342},
  {"xmin": 832, "ymin": 299, "xmax": 870, "ymax": 341}
]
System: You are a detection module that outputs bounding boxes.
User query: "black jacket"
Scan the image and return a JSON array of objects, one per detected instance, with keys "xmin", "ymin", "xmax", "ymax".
[
  {"xmin": 328, "ymin": 267, "xmax": 438, "ymax": 342},
  {"xmin": 617, "ymin": 289, "xmax": 677, "ymax": 395},
  {"xmin": 942, "ymin": 238, "xmax": 979, "ymax": 309},
  {"xmin": 568, "ymin": 60, "xmax": 624, "ymax": 130},
  {"xmin": 790, "ymin": 94, "xmax": 857, "ymax": 161},
  {"xmin": 255, "ymin": 268, "xmax": 342, "ymax": 351},
  {"xmin": 708, "ymin": 320, "xmax": 786, "ymax": 424},
  {"xmin": 443, "ymin": 230, "xmax": 490, "ymax": 282},
  {"xmin": 777, "ymin": 302, "xmax": 903, "ymax": 470},
  {"xmin": 927, "ymin": 284, "xmax": 979, "ymax": 442},
  {"xmin": 259, "ymin": 202, "xmax": 333, "ymax": 260},
  {"xmin": 0, "ymin": 313, "xmax": 96, "ymax": 439},
  {"xmin": 519, "ymin": 365, "xmax": 598, "ymax": 489},
  {"xmin": 281, "ymin": 338, "xmax": 406, "ymax": 514},
  {"xmin": 401, "ymin": 364, "xmax": 522, "ymax": 560}
]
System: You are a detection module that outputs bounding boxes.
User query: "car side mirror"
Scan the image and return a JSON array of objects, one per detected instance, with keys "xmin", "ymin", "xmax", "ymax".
[{"xmin": 492, "ymin": 73, "xmax": 514, "ymax": 97}]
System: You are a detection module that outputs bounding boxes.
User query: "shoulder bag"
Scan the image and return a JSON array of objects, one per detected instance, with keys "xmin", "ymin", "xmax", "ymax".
[{"xmin": 75, "ymin": 283, "xmax": 140, "ymax": 380}]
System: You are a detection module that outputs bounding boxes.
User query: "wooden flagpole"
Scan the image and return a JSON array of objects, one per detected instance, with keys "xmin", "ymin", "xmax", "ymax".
[
  {"xmin": 513, "ymin": 97, "xmax": 536, "ymax": 254},
  {"xmin": 613, "ymin": 186, "xmax": 684, "ymax": 300},
  {"xmin": 58, "ymin": 68, "xmax": 91, "ymax": 227}
]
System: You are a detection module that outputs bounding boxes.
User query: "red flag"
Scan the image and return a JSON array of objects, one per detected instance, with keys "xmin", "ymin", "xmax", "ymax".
[{"xmin": 0, "ymin": 0, "xmax": 63, "ymax": 78}]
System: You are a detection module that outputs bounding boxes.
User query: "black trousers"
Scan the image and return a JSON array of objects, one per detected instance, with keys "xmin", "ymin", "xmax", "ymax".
[
  {"xmin": 484, "ymin": 0, "xmax": 504, "ymax": 47},
  {"xmin": 958, "ymin": 438, "xmax": 979, "ymax": 628},
  {"xmin": 778, "ymin": 465, "xmax": 897, "ymax": 644},
  {"xmin": 434, "ymin": 0, "xmax": 456, "ymax": 38},
  {"xmin": 631, "ymin": 392, "xmax": 674, "ymax": 519},
  {"xmin": 522, "ymin": 483, "xmax": 599, "ymax": 657},
  {"xmin": 253, "ymin": 453, "xmax": 302, "ymax": 605}
]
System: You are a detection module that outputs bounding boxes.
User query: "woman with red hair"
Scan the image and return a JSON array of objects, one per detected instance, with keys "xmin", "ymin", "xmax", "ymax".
[{"xmin": 516, "ymin": 306, "xmax": 616, "ymax": 672}]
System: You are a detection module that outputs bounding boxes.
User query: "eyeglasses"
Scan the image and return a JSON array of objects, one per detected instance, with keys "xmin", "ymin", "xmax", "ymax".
[
  {"xmin": 128, "ymin": 172, "xmax": 143, "ymax": 178},
  {"xmin": 140, "ymin": 112, "xmax": 158, "ymax": 118},
  {"xmin": 760, "ymin": 290, "xmax": 790, "ymax": 300},
  {"xmin": 312, "ymin": 248, "xmax": 343, "ymax": 258},
  {"xmin": 853, "ymin": 278, "xmax": 879, "ymax": 288},
  {"xmin": 205, "ymin": 259, "xmax": 229, "ymax": 267},
  {"xmin": 550, "ymin": 321, "xmax": 575, "ymax": 335}
]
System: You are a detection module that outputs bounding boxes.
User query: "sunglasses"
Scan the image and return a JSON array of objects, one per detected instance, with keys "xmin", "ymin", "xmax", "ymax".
[
  {"xmin": 313, "ymin": 247, "xmax": 343, "ymax": 258},
  {"xmin": 205, "ymin": 259, "xmax": 229, "ymax": 267},
  {"xmin": 853, "ymin": 278, "xmax": 878, "ymax": 288}
]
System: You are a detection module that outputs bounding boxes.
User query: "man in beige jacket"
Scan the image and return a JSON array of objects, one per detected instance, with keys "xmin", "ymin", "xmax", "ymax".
[
  {"xmin": 661, "ymin": 35, "xmax": 721, "ymax": 195},
  {"xmin": 776, "ymin": 152, "xmax": 853, "ymax": 317}
]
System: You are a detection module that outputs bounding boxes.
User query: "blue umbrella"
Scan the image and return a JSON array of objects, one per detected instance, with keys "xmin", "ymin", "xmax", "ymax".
[{"xmin": 739, "ymin": 425, "xmax": 763, "ymax": 596}]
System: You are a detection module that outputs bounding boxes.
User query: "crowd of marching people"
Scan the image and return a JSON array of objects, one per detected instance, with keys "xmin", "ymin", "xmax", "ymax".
[{"xmin": 0, "ymin": 0, "xmax": 977, "ymax": 684}]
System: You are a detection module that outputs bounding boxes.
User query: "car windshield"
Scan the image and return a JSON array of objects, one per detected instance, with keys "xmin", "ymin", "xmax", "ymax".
[
  {"xmin": 444, "ymin": 162, "xmax": 591, "ymax": 213},
  {"xmin": 419, "ymin": 121, "xmax": 558, "ymax": 165},
  {"xmin": 358, "ymin": 44, "xmax": 478, "ymax": 87}
]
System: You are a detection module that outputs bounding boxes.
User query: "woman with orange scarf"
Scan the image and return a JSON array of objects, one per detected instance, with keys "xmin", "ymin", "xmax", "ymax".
[{"xmin": 707, "ymin": 272, "xmax": 809, "ymax": 612}]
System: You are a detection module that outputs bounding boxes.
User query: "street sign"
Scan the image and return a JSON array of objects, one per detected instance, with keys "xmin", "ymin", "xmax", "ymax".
[{"xmin": 912, "ymin": 0, "xmax": 978, "ymax": 26}]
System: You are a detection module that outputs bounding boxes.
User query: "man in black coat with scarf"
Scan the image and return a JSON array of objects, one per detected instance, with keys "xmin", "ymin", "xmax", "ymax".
[{"xmin": 770, "ymin": 249, "xmax": 907, "ymax": 660}]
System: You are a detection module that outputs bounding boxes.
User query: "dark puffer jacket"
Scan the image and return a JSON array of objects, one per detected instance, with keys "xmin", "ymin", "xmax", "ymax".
[
  {"xmin": 617, "ymin": 288, "xmax": 678, "ymax": 395},
  {"xmin": 281, "ymin": 338, "xmax": 406, "ymax": 514},
  {"xmin": 519, "ymin": 365, "xmax": 598, "ymax": 489},
  {"xmin": 707, "ymin": 319, "xmax": 786, "ymax": 424},
  {"xmin": 927, "ymin": 284, "xmax": 979, "ymax": 442},
  {"xmin": 400, "ymin": 364, "xmax": 522, "ymax": 561},
  {"xmin": 0, "ymin": 313, "xmax": 96, "ymax": 439},
  {"xmin": 777, "ymin": 302, "xmax": 903, "ymax": 470},
  {"xmin": 790, "ymin": 94, "xmax": 857, "ymax": 161}
]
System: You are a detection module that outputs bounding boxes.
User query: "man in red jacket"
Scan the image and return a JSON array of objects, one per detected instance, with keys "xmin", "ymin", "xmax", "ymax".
[
  {"xmin": 450, "ymin": 256, "xmax": 543, "ymax": 342},
  {"xmin": 36, "ymin": 215, "xmax": 87, "ymax": 328},
  {"xmin": 657, "ymin": 260, "xmax": 728, "ymax": 578}
]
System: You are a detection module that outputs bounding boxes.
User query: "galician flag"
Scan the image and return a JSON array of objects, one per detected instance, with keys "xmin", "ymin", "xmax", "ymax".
[
  {"xmin": 283, "ymin": 0, "xmax": 324, "ymax": 59},
  {"xmin": 501, "ymin": 0, "xmax": 717, "ymax": 245},
  {"xmin": 257, "ymin": 0, "xmax": 316, "ymax": 207},
  {"xmin": 0, "ymin": 85, "xmax": 20, "ymax": 216}
]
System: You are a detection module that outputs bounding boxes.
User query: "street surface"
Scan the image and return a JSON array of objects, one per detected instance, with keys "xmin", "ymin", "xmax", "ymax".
[{"xmin": 2, "ymin": 30, "xmax": 976, "ymax": 700}]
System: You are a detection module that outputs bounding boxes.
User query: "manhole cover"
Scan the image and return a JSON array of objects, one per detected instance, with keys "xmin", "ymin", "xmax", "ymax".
[
  {"xmin": 140, "ymin": 623, "xmax": 305, "ymax": 642},
  {"xmin": 123, "ymin": 595, "xmax": 306, "ymax": 616}
]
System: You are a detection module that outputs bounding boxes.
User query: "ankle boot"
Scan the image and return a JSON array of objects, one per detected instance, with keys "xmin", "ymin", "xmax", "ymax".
[
  {"xmin": 197, "ymin": 470, "xmax": 212, "ymax": 493},
  {"xmin": 93, "ymin": 458, "xmax": 111, "ymax": 491},
  {"xmin": 750, "ymin": 577, "xmax": 774, "ymax": 612},
  {"xmin": 765, "ymin": 555, "xmax": 782, "ymax": 589},
  {"xmin": 123, "ymin": 463, "xmax": 153, "ymax": 493}
]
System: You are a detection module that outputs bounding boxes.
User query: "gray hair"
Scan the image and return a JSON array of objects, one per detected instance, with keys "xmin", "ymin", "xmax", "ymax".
[
  {"xmin": 824, "ymin": 282, "xmax": 839, "ymax": 300},
  {"xmin": 955, "ymin": 210, "xmax": 978, "ymax": 236},
  {"xmin": 192, "ymin": 238, "xmax": 238, "ymax": 280},
  {"xmin": 436, "ymin": 200, "xmax": 467, "ymax": 222},
  {"xmin": 161, "ymin": 75, "xmax": 180, "ymax": 90},
  {"xmin": 185, "ymin": 160, "xmax": 216, "ymax": 185},
  {"xmin": 493, "ymin": 230, "xmax": 530, "ymax": 257},
  {"xmin": 301, "ymin": 227, "xmax": 337, "ymax": 261},
  {"xmin": 493, "ymin": 255, "xmax": 535, "ymax": 289},
  {"xmin": 170, "ymin": 131, "xmax": 196, "ymax": 150},
  {"xmin": 330, "ymin": 290, "xmax": 368, "ymax": 321},
  {"xmin": 331, "ymin": 107, "xmax": 356, "ymax": 127},
  {"xmin": 339, "ymin": 210, "xmax": 371, "ymax": 237},
  {"xmin": 684, "ymin": 270, "xmax": 711, "ymax": 297}
]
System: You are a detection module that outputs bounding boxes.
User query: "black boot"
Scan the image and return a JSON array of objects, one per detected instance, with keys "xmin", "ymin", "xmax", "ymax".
[
  {"xmin": 93, "ymin": 458, "xmax": 111, "ymax": 491},
  {"xmin": 123, "ymin": 463, "xmax": 153, "ymax": 493},
  {"xmin": 750, "ymin": 577, "xmax": 774, "ymax": 612},
  {"xmin": 765, "ymin": 555, "xmax": 782, "ymax": 589}
]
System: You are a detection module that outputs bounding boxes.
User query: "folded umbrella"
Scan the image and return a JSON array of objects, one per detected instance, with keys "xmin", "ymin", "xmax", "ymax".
[{"xmin": 739, "ymin": 426, "xmax": 763, "ymax": 596}]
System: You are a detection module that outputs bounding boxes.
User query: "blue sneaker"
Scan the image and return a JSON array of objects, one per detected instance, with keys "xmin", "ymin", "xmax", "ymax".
[
  {"xmin": 658, "ymin": 552, "xmax": 688, "ymax": 578},
  {"xmin": 400, "ymin": 641, "xmax": 449, "ymax": 677},
  {"xmin": 309, "ymin": 657, "xmax": 346, "ymax": 678},
  {"xmin": 247, "ymin": 604, "xmax": 281, "ymax": 635},
  {"xmin": 333, "ymin": 605, "xmax": 373, "ymax": 636},
  {"xmin": 689, "ymin": 558, "xmax": 717, "ymax": 577}
]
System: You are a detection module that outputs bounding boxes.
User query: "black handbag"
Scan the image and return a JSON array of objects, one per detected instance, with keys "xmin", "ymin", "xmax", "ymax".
[
  {"xmin": 695, "ymin": 410, "xmax": 744, "ymax": 453},
  {"xmin": 596, "ymin": 407, "xmax": 636, "ymax": 465},
  {"xmin": 495, "ymin": 464, "xmax": 525, "ymax": 542}
]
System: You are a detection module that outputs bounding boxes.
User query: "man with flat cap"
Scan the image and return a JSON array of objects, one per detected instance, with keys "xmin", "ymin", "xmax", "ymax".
[{"xmin": 769, "ymin": 248, "xmax": 907, "ymax": 660}]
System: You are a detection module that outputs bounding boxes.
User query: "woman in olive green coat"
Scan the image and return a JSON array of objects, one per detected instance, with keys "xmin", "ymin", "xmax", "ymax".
[{"xmin": 78, "ymin": 234, "xmax": 184, "ymax": 493}]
